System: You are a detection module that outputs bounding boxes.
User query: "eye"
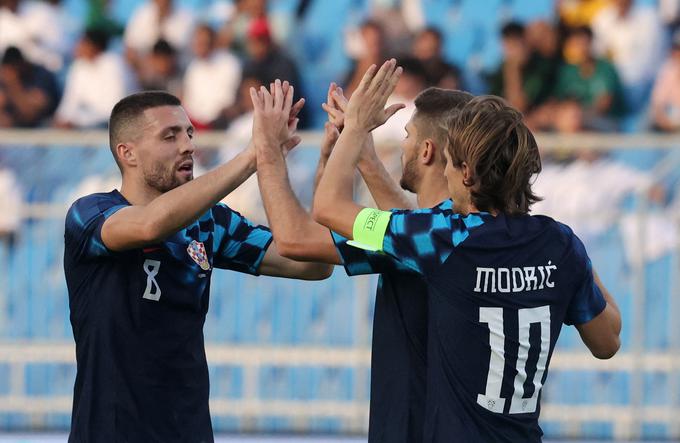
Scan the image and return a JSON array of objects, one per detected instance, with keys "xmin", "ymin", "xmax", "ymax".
[
  {"xmin": 164, "ymin": 134, "xmax": 176, "ymax": 141},
  {"xmin": 187, "ymin": 131, "xmax": 194, "ymax": 140}
]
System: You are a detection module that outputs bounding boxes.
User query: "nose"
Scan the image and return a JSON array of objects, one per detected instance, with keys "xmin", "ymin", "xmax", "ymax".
[{"xmin": 180, "ymin": 134, "xmax": 195, "ymax": 156}]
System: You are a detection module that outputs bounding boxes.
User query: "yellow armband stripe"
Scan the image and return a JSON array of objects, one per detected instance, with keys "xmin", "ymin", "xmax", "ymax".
[{"xmin": 346, "ymin": 207, "xmax": 392, "ymax": 252}]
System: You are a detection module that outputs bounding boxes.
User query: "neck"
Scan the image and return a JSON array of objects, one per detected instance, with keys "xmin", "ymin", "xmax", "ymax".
[
  {"xmin": 415, "ymin": 171, "xmax": 450, "ymax": 208},
  {"xmin": 119, "ymin": 175, "xmax": 162, "ymax": 206}
]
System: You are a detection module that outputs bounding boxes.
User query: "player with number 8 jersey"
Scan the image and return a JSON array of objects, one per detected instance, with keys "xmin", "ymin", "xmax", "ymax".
[{"xmin": 311, "ymin": 60, "xmax": 622, "ymax": 442}]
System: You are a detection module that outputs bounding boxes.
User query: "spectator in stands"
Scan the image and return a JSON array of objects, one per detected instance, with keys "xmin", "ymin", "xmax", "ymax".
[
  {"xmin": 138, "ymin": 39, "xmax": 182, "ymax": 97},
  {"xmin": 0, "ymin": 0, "xmax": 31, "ymax": 61},
  {"xmin": 0, "ymin": 46, "xmax": 60, "ymax": 127},
  {"xmin": 651, "ymin": 30, "xmax": 680, "ymax": 132},
  {"xmin": 551, "ymin": 25, "xmax": 625, "ymax": 131},
  {"xmin": 487, "ymin": 22, "xmax": 557, "ymax": 115},
  {"xmin": 243, "ymin": 17, "xmax": 301, "ymax": 104},
  {"xmin": 343, "ymin": 20, "xmax": 386, "ymax": 97},
  {"xmin": 182, "ymin": 24, "xmax": 241, "ymax": 130},
  {"xmin": 19, "ymin": 0, "xmax": 79, "ymax": 72},
  {"xmin": 412, "ymin": 26, "xmax": 461, "ymax": 89},
  {"xmin": 218, "ymin": 0, "xmax": 267, "ymax": 57},
  {"xmin": 213, "ymin": 75, "xmax": 262, "ymax": 129},
  {"xmin": 592, "ymin": 0, "xmax": 665, "ymax": 109},
  {"xmin": 124, "ymin": 0, "xmax": 196, "ymax": 71},
  {"xmin": 54, "ymin": 29, "xmax": 133, "ymax": 128}
]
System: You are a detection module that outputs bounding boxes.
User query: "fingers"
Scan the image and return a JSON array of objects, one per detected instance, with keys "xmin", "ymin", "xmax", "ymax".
[
  {"xmin": 249, "ymin": 87, "xmax": 262, "ymax": 110},
  {"xmin": 356, "ymin": 64, "xmax": 377, "ymax": 92},
  {"xmin": 326, "ymin": 82, "xmax": 336, "ymax": 107},
  {"xmin": 273, "ymin": 79, "xmax": 284, "ymax": 110},
  {"xmin": 368, "ymin": 59, "xmax": 396, "ymax": 95},
  {"xmin": 282, "ymin": 135, "xmax": 302, "ymax": 154},
  {"xmin": 384, "ymin": 103, "xmax": 406, "ymax": 120},
  {"xmin": 379, "ymin": 65, "xmax": 402, "ymax": 102},
  {"xmin": 260, "ymin": 85, "xmax": 273, "ymax": 110},
  {"xmin": 290, "ymin": 98, "xmax": 305, "ymax": 120},
  {"xmin": 332, "ymin": 87, "xmax": 348, "ymax": 112},
  {"xmin": 283, "ymin": 84, "xmax": 294, "ymax": 115}
]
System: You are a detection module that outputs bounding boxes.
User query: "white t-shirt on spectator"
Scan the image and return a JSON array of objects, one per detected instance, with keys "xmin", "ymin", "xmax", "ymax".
[
  {"xmin": 592, "ymin": 5, "xmax": 665, "ymax": 86},
  {"xmin": 0, "ymin": 6, "xmax": 32, "ymax": 55},
  {"xmin": 182, "ymin": 51, "xmax": 241, "ymax": 124},
  {"xmin": 56, "ymin": 52, "xmax": 133, "ymax": 128},
  {"xmin": 20, "ymin": 0, "xmax": 79, "ymax": 71},
  {"xmin": 124, "ymin": 1, "xmax": 196, "ymax": 54}
]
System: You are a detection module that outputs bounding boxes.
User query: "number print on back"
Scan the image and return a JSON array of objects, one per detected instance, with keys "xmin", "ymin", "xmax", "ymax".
[
  {"xmin": 142, "ymin": 259, "xmax": 161, "ymax": 301},
  {"xmin": 477, "ymin": 306, "xmax": 551, "ymax": 414}
]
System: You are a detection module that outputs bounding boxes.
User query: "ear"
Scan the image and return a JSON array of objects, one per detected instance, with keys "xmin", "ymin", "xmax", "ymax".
[
  {"xmin": 420, "ymin": 139, "xmax": 436, "ymax": 166},
  {"xmin": 116, "ymin": 142, "xmax": 138, "ymax": 168},
  {"xmin": 461, "ymin": 161, "xmax": 474, "ymax": 187}
]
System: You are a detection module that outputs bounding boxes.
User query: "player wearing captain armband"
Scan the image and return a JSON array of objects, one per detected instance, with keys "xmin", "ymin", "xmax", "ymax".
[
  {"xmin": 251, "ymin": 75, "xmax": 473, "ymax": 442},
  {"xmin": 312, "ymin": 60, "xmax": 622, "ymax": 442}
]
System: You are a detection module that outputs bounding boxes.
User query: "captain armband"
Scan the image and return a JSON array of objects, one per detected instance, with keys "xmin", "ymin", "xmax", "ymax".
[{"xmin": 346, "ymin": 207, "xmax": 392, "ymax": 252}]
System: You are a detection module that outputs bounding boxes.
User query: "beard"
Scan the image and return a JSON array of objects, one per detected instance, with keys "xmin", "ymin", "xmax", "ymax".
[
  {"xmin": 143, "ymin": 159, "xmax": 191, "ymax": 193},
  {"xmin": 399, "ymin": 154, "xmax": 419, "ymax": 193}
]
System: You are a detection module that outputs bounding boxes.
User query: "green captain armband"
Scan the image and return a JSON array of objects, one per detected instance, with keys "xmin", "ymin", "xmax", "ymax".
[{"xmin": 346, "ymin": 207, "xmax": 392, "ymax": 252}]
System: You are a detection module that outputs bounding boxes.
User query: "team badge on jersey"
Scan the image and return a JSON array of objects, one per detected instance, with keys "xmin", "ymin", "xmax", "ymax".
[{"xmin": 187, "ymin": 240, "xmax": 211, "ymax": 271}]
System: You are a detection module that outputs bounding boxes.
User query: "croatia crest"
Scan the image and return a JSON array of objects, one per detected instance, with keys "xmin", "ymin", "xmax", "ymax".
[{"xmin": 187, "ymin": 240, "xmax": 211, "ymax": 271}]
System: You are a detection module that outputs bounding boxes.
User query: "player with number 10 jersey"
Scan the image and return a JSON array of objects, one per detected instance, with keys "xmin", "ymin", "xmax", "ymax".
[{"xmin": 311, "ymin": 60, "xmax": 622, "ymax": 442}]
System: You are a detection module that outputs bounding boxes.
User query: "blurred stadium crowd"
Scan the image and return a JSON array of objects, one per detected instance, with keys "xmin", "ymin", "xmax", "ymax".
[{"xmin": 0, "ymin": 1, "xmax": 679, "ymax": 438}]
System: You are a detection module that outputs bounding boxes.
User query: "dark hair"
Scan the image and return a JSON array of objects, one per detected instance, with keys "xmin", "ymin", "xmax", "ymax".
[
  {"xmin": 446, "ymin": 95, "xmax": 542, "ymax": 215},
  {"xmin": 419, "ymin": 26, "xmax": 443, "ymax": 44},
  {"xmin": 152, "ymin": 39, "xmax": 177, "ymax": 56},
  {"xmin": 501, "ymin": 21, "xmax": 525, "ymax": 39},
  {"xmin": 567, "ymin": 25, "xmax": 594, "ymax": 40},
  {"xmin": 83, "ymin": 28, "xmax": 110, "ymax": 52},
  {"xmin": 396, "ymin": 56, "xmax": 429, "ymax": 84},
  {"xmin": 1, "ymin": 46, "xmax": 24, "ymax": 66},
  {"xmin": 108, "ymin": 91, "xmax": 182, "ymax": 169},
  {"xmin": 413, "ymin": 87, "xmax": 474, "ymax": 160}
]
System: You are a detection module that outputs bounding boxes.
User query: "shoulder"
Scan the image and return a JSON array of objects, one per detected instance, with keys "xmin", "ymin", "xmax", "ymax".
[{"xmin": 67, "ymin": 191, "xmax": 124, "ymax": 221}]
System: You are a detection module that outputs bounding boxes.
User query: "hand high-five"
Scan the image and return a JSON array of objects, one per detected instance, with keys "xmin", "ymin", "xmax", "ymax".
[
  {"xmin": 250, "ymin": 79, "xmax": 305, "ymax": 156},
  {"xmin": 344, "ymin": 59, "xmax": 404, "ymax": 132},
  {"xmin": 321, "ymin": 82, "xmax": 348, "ymax": 132}
]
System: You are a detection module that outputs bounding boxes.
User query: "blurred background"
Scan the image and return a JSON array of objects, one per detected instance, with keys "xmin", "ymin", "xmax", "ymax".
[{"xmin": 0, "ymin": 0, "xmax": 679, "ymax": 440}]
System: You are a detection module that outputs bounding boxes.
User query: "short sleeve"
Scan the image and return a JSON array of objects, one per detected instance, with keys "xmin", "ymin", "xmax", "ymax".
[
  {"xmin": 380, "ymin": 202, "xmax": 485, "ymax": 275},
  {"xmin": 331, "ymin": 231, "xmax": 412, "ymax": 276},
  {"xmin": 64, "ymin": 194, "xmax": 127, "ymax": 261},
  {"xmin": 564, "ymin": 234, "xmax": 607, "ymax": 326},
  {"xmin": 211, "ymin": 203, "xmax": 273, "ymax": 275}
]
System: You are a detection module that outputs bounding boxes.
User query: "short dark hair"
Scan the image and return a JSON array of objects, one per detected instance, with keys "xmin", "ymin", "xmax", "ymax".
[
  {"xmin": 501, "ymin": 21, "xmax": 525, "ymax": 39},
  {"xmin": 152, "ymin": 39, "xmax": 177, "ymax": 57},
  {"xmin": 1, "ymin": 46, "xmax": 24, "ymax": 66},
  {"xmin": 413, "ymin": 87, "xmax": 474, "ymax": 161},
  {"xmin": 396, "ymin": 56, "xmax": 429, "ymax": 85},
  {"xmin": 568, "ymin": 25, "xmax": 594, "ymax": 40},
  {"xmin": 108, "ymin": 91, "xmax": 182, "ymax": 169},
  {"xmin": 446, "ymin": 95, "xmax": 542, "ymax": 215},
  {"xmin": 83, "ymin": 28, "xmax": 110, "ymax": 52}
]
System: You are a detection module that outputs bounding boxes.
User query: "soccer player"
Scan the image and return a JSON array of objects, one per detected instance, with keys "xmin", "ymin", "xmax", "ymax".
[
  {"xmin": 312, "ymin": 60, "xmax": 622, "ymax": 442},
  {"xmin": 251, "ymin": 79, "xmax": 471, "ymax": 442},
  {"xmin": 63, "ymin": 90, "xmax": 332, "ymax": 442}
]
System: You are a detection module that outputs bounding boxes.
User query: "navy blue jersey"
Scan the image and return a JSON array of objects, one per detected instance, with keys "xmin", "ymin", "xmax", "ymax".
[
  {"xmin": 63, "ymin": 190, "xmax": 272, "ymax": 443},
  {"xmin": 371, "ymin": 200, "xmax": 605, "ymax": 442},
  {"xmin": 332, "ymin": 227, "xmax": 427, "ymax": 443}
]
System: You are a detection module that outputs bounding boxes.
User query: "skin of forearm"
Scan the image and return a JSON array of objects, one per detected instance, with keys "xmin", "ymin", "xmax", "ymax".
[
  {"xmin": 357, "ymin": 136, "xmax": 414, "ymax": 210},
  {"xmin": 146, "ymin": 148, "xmax": 257, "ymax": 240}
]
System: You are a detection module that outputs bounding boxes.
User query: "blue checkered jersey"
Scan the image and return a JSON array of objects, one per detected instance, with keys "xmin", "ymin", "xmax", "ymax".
[
  {"xmin": 369, "ymin": 200, "xmax": 606, "ymax": 443},
  {"xmin": 332, "ymin": 226, "xmax": 427, "ymax": 443},
  {"xmin": 63, "ymin": 190, "xmax": 272, "ymax": 443}
]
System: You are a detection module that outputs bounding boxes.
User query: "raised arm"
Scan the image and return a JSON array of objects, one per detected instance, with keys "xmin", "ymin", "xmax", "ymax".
[
  {"xmin": 575, "ymin": 270, "xmax": 621, "ymax": 359},
  {"xmin": 253, "ymin": 80, "xmax": 341, "ymax": 265},
  {"xmin": 321, "ymin": 83, "xmax": 414, "ymax": 210},
  {"xmin": 312, "ymin": 60, "xmax": 404, "ymax": 238},
  {"xmin": 102, "ymin": 144, "xmax": 261, "ymax": 251}
]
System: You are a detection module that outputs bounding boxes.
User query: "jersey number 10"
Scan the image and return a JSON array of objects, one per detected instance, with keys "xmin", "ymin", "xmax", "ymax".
[{"xmin": 477, "ymin": 305, "xmax": 550, "ymax": 414}]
